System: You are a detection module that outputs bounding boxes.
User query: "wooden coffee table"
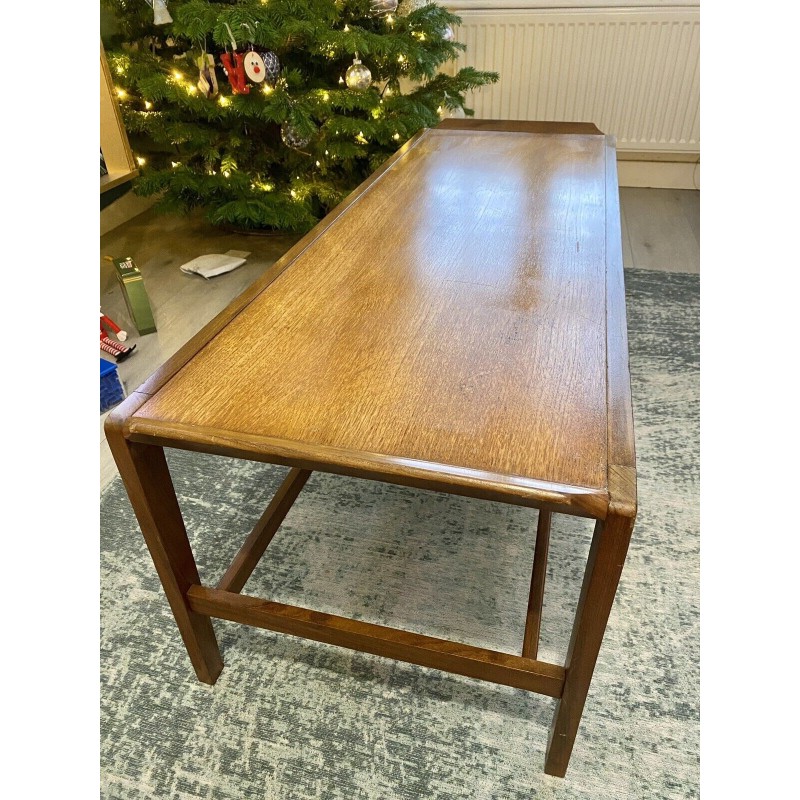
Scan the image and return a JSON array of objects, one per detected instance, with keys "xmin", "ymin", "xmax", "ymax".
[{"xmin": 106, "ymin": 120, "xmax": 637, "ymax": 777}]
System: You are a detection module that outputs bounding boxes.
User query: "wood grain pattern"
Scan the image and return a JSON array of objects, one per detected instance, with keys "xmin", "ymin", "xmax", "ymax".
[
  {"xmin": 125, "ymin": 418, "xmax": 609, "ymax": 518},
  {"xmin": 187, "ymin": 585, "xmax": 566, "ymax": 697},
  {"xmin": 104, "ymin": 124, "xmax": 639, "ymax": 778},
  {"xmin": 131, "ymin": 127, "xmax": 612, "ymax": 501}
]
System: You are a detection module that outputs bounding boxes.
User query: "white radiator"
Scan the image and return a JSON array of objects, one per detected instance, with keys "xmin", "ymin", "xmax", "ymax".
[{"xmin": 446, "ymin": 3, "xmax": 700, "ymax": 156}]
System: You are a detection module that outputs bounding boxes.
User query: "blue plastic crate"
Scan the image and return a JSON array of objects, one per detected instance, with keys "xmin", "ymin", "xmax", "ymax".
[{"xmin": 100, "ymin": 358, "xmax": 125, "ymax": 412}]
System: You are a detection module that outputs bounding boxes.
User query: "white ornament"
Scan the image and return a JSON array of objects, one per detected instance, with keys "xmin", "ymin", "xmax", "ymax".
[
  {"xmin": 243, "ymin": 51, "xmax": 266, "ymax": 83},
  {"xmin": 345, "ymin": 58, "xmax": 372, "ymax": 91},
  {"xmin": 439, "ymin": 104, "xmax": 466, "ymax": 120},
  {"xmin": 442, "ymin": 25, "xmax": 455, "ymax": 42},
  {"xmin": 149, "ymin": 0, "xmax": 173, "ymax": 26}
]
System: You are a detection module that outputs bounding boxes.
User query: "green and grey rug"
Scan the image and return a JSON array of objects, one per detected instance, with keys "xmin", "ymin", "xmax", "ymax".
[{"xmin": 101, "ymin": 268, "xmax": 699, "ymax": 799}]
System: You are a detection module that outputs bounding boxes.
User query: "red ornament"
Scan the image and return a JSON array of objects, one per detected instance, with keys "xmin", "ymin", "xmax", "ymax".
[{"xmin": 220, "ymin": 52, "xmax": 250, "ymax": 95}]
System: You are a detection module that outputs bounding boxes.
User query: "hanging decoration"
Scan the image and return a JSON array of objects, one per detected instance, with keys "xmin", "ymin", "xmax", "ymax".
[
  {"xmin": 438, "ymin": 93, "xmax": 466, "ymax": 119},
  {"xmin": 281, "ymin": 123, "xmax": 311, "ymax": 150},
  {"xmin": 370, "ymin": 0, "xmax": 399, "ymax": 16},
  {"xmin": 345, "ymin": 56, "xmax": 372, "ymax": 91},
  {"xmin": 243, "ymin": 51, "xmax": 266, "ymax": 83},
  {"xmin": 442, "ymin": 25, "xmax": 455, "ymax": 42},
  {"xmin": 261, "ymin": 51, "xmax": 281, "ymax": 87},
  {"xmin": 220, "ymin": 52, "xmax": 250, "ymax": 94},
  {"xmin": 220, "ymin": 24, "xmax": 250, "ymax": 94},
  {"xmin": 145, "ymin": 0, "xmax": 173, "ymax": 26},
  {"xmin": 196, "ymin": 51, "xmax": 219, "ymax": 98}
]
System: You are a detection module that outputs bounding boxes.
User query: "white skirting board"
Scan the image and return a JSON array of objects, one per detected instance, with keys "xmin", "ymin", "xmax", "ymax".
[{"xmin": 617, "ymin": 158, "xmax": 699, "ymax": 190}]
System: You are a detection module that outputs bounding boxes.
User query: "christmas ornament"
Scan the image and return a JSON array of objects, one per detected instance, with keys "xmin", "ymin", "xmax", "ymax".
[
  {"xmin": 196, "ymin": 52, "xmax": 218, "ymax": 98},
  {"xmin": 439, "ymin": 104, "xmax": 466, "ymax": 119},
  {"xmin": 439, "ymin": 94, "xmax": 466, "ymax": 119},
  {"xmin": 243, "ymin": 51, "xmax": 266, "ymax": 83},
  {"xmin": 442, "ymin": 25, "xmax": 455, "ymax": 42},
  {"xmin": 261, "ymin": 51, "xmax": 281, "ymax": 87},
  {"xmin": 220, "ymin": 52, "xmax": 250, "ymax": 95},
  {"xmin": 345, "ymin": 57, "xmax": 372, "ymax": 91},
  {"xmin": 100, "ymin": 311, "xmax": 136, "ymax": 362},
  {"xmin": 145, "ymin": 0, "xmax": 172, "ymax": 26},
  {"xmin": 281, "ymin": 123, "xmax": 311, "ymax": 150},
  {"xmin": 370, "ymin": 0, "xmax": 398, "ymax": 16}
]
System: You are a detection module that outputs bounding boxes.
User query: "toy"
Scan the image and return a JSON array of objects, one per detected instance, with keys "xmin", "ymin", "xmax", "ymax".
[{"xmin": 100, "ymin": 309, "xmax": 136, "ymax": 362}]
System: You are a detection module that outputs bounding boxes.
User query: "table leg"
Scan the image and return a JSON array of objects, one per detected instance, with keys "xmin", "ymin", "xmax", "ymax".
[
  {"xmin": 106, "ymin": 435, "xmax": 223, "ymax": 685},
  {"xmin": 544, "ymin": 511, "xmax": 633, "ymax": 776}
]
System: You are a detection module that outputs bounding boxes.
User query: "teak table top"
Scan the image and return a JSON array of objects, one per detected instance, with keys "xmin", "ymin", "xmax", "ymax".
[{"xmin": 124, "ymin": 123, "xmax": 634, "ymax": 520}]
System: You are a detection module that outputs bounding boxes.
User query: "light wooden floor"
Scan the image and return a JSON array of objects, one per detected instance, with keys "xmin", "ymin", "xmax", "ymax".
[{"xmin": 100, "ymin": 187, "xmax": 699, "ymax": 491}]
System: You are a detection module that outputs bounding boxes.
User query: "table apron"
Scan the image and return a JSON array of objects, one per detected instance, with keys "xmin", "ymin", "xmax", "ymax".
[{"xmin": 124, "ymin": 428, "xmax": 610, "ymax": 520}]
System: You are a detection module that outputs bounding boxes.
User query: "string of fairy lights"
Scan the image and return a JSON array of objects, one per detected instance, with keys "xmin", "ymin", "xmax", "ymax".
[
  {"xmin": 109, "ymin": 0, "xmax": 482, "ymax": 225},
  {"xmin": 114, "ymin": 7, "xmax": 455, "ymax": 172}
]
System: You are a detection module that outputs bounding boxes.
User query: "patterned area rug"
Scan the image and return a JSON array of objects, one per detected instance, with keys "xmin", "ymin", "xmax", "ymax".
[{"xmin": 100, "ymin": 268, "xmax": 699, "ymax": 799}]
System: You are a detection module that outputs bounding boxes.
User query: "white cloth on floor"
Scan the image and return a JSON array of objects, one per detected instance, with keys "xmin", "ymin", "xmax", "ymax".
[{"xmin": 179, "ymin": 250, "xmax": 251, "ymax": 279}]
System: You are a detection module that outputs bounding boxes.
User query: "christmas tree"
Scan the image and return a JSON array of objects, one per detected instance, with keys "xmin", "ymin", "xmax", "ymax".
[{"xmin": 101, "ymin": 0, "xmax": 498, "ymax": 232}]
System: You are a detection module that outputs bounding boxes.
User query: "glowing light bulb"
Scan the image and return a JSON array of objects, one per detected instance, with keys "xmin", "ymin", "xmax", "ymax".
[
  {"xmin": 338, "ymin": 76, "xmax": 344, "ymax": 84},
  {"xmin": 344, "ymin": 25, "xmax": 350, "ymax": 32},
  {"xmin": 392, "ymin": 133, "xmax": 400, "ymax": 140},
  {"xmin": 116, "ymin": 88, "xmax": 127, "ymax": 100},
  {"xmin": 219, "ymin": 96, "xmax": 230, "ymax": 107},
  {"xmin": 186, "ymin": 84, "xmax": 197, "ymax": 95},
  {"xmin": 316, "ymin": 160, "xmax": 321, "ymax": 166},
  {"xmin": 397, "ymin": 54, "xmax": 406, "ymax": 64},
  {"xmin": 322, "ymin": 91, "xmax": 330, "ymax": 101},
  {"xmin": 290, "ymin": 189, "xmax": 298, "ymax": 198},
  {"xmin": 325, "ymin": 150, "xmax": 329, "ymax": 155},
  {"xmin": 136, "ymin": 156, "xmax": 146, "ymax": 166},
  {"xmin": 262, "ymin": 84, "xmax": 273, "ymax": 95},
  {"xmin": 171, "ymin": 161, "xmax": 181, "ymax": 168},
  {"xmin": 387, "ymin": 15, "xmax": 394, "ymax": 25},
  {"xmin": 144, "ymin": 101, "xmax": 153, "ymax": 110},
  {"xmin": 173, "ymin": 70, "xmax": 183, "ymax": 80},
  {"xmin": 223, "ymin": 170, "xmax": 231, "ymax": 178}
]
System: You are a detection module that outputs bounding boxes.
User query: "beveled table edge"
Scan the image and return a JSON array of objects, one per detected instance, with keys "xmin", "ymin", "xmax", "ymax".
[
  {"xmin": 119, "ymin": 413, "xmax": 609, "ymax": 519},
  {"xmin": 603, "ymin": 136, "xmax": 638, "ymax": 518}
]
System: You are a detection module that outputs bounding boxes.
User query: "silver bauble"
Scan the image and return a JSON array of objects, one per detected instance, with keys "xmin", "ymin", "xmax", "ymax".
[
  {"xmin": 281, "ymin": 123, "xmax": 311, "ymax": 150},
  {"xmin": 370, "ymin": 0, "xmax": 399, "ymax": 16},
  {"xmin": 345, "ymin": 58, "xmax": 372, "ymax": 91},
  {"xmin": 442, "ymin": 25, "xmax": 455, "ymax": 42},
  {"xmin": 439, "ymin": 104, "xmax": 466, "ymax": 120},
  {"xmin": 262, "ymin": 51, "xmax": 281, "ymax": 87}
]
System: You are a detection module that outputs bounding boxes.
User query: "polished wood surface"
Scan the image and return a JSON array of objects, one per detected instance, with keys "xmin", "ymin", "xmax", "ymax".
[
  {"xmin": 106, "ymin": 123, "xmax": 638, "ymax": 778},
  {"xmin": 129, "ymin": 127, "xmax": 613, "ymax": 509}
]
